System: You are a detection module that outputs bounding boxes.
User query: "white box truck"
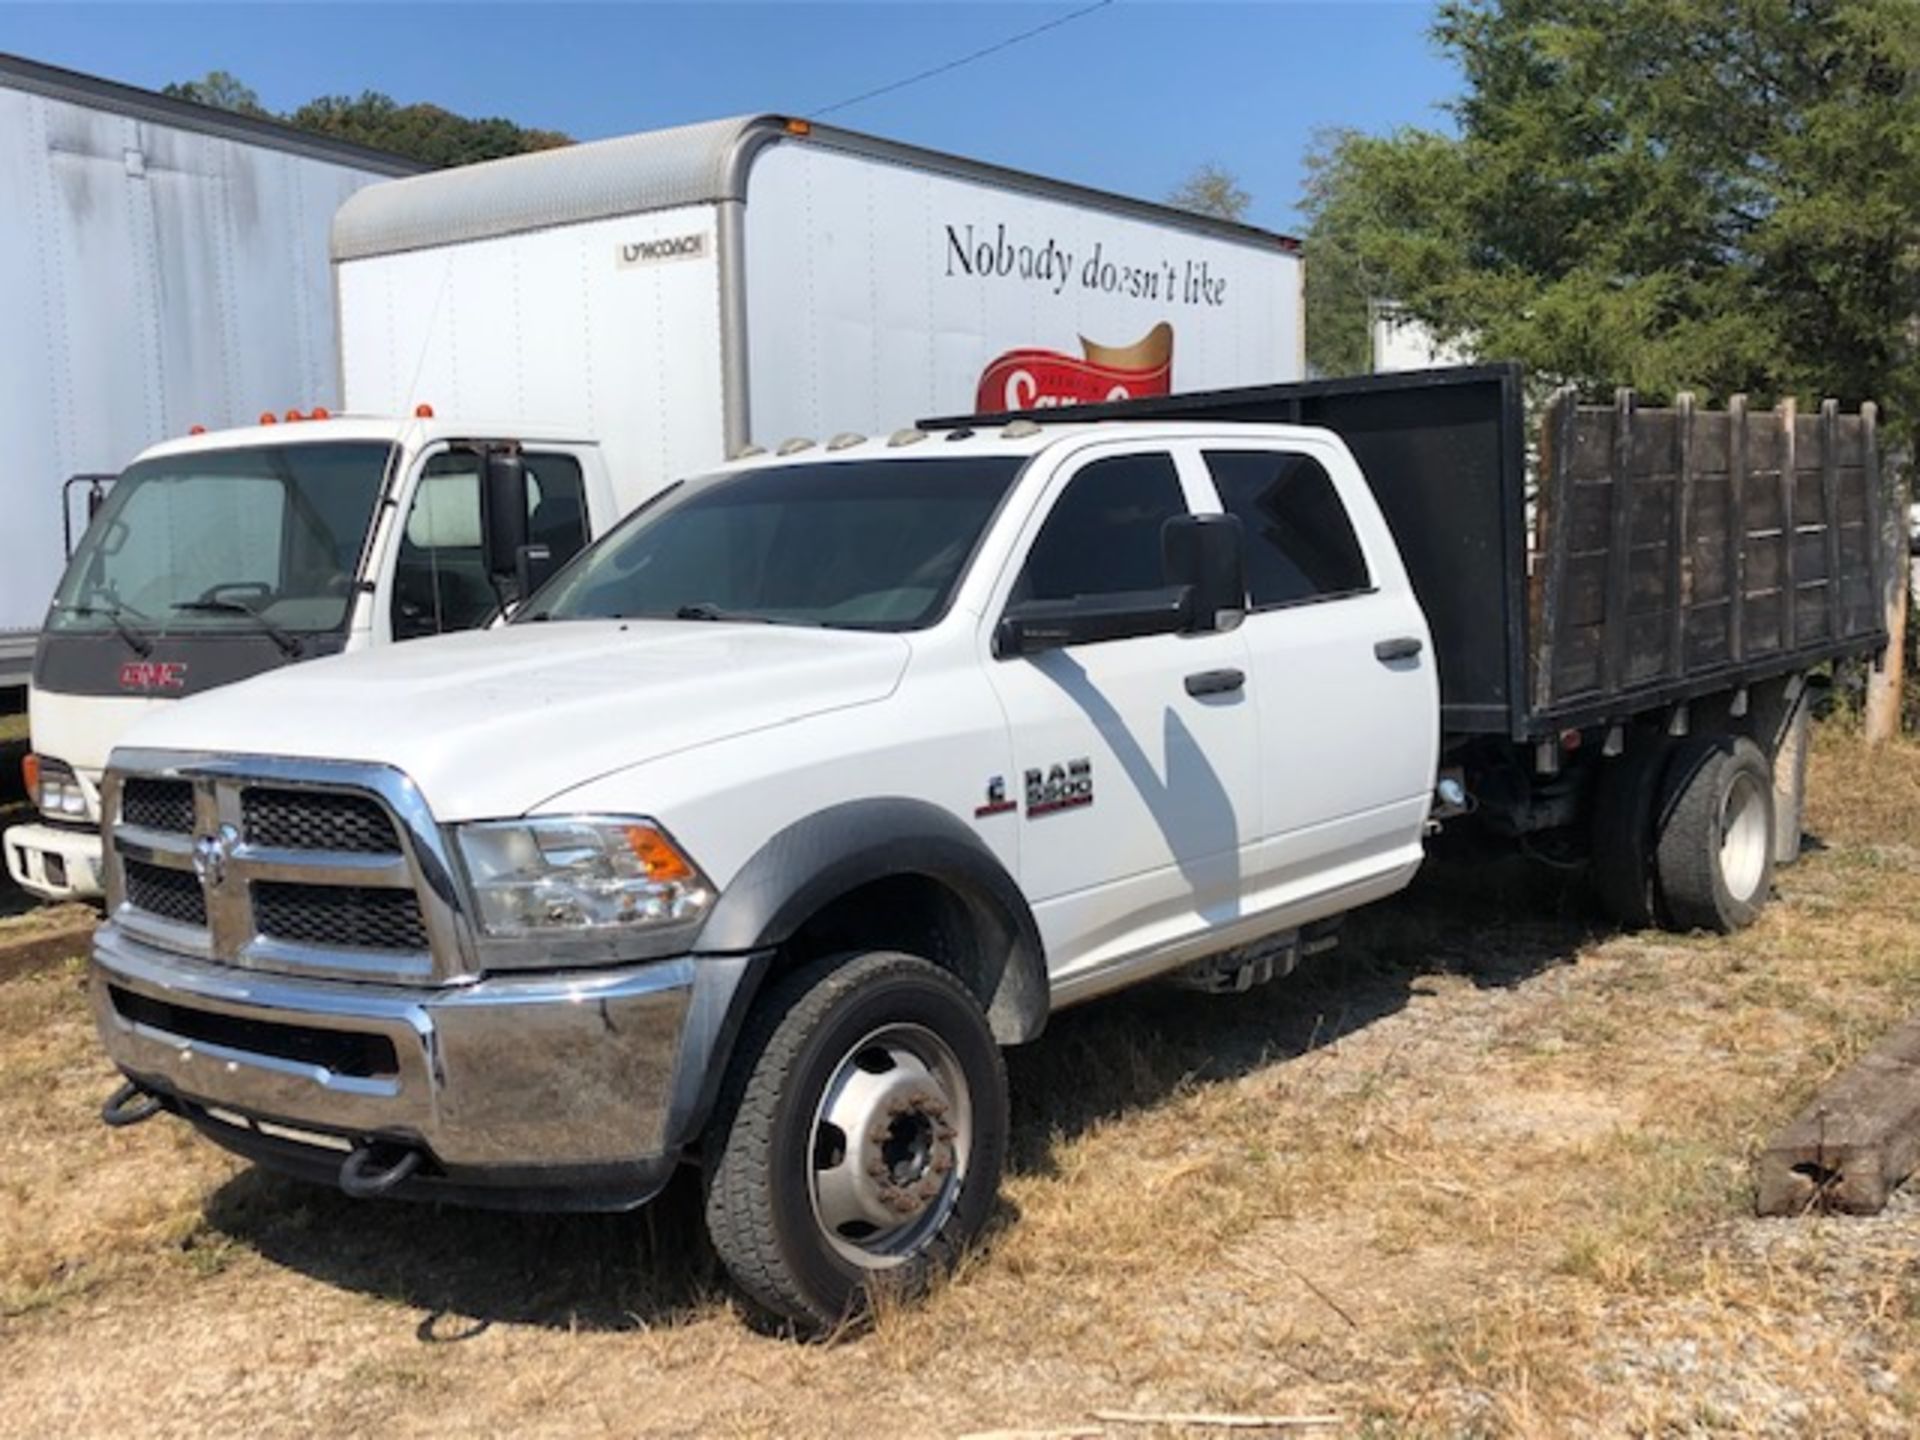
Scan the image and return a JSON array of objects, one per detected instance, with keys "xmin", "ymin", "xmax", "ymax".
[
  {"xmin": 0, "ymin": 52, "xmax": 421, "ymax": 690},
  {"xmin": 10, "ymin": 111, "xmax": 1304, "ymax": 903}
]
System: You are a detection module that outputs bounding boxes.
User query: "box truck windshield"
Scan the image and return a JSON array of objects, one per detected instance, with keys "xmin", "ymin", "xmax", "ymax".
[{"xmin": 49, "ymin": 442, "xmax": 393, "ymax": 645}]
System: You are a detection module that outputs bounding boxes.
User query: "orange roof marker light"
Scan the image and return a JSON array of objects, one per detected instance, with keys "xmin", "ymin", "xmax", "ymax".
[
  {"xmin": 310, "ymin": 406, "xmax": 330, "ymax": 420},
  {"xmin": 285, "ymin": 409, "xmax": 304, "ymax": 422},
  {"xmin": 259, "ymin": 412, "xmax": 277, "ymax": 425},
  {"xmin": 785, "ymin": 118, "xmax": 811, "ymax": 136},
  {"xmin": 188, "ymin": 424, "xmax": 206, "ymax": 435},
  {"xmin": 414, "ymin": 403, "xmax": 434, "ymax": 419}
]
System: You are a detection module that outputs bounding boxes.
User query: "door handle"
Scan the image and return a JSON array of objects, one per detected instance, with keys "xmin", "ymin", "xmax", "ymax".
[
  {"xmin": 1185, "ymin": 667, "xmax": 1246, "ymax": 697},
  {"xmin": 1374, "ymin": 636, "xmax": 1423, "ymax": 663}
]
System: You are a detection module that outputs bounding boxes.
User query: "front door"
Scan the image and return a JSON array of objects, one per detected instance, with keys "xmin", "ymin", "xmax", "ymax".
[{"xmin": 982, "ymin": 445, "xmax": 1259, "ymax": 987}]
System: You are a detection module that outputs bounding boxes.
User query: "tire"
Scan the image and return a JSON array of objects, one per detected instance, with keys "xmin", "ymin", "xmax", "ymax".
[
  {"xmin": 1770, "ymin": 697, "xmax": 1811, "ymax": 867},
  {"xmin": 1589, "ymin": 735, "xmax": 1671, "ymax": 930},
  {"xmin": 703, "ymin": 950, "xmax": 1008, "ymax": 1332},
  {"xmin": 1652, "ymin": 734, "xmax": 1776, "ymax": 933}
]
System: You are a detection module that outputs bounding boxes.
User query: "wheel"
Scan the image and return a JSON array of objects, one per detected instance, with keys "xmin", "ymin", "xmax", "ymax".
[
  {"xmin": 703, "ymin": 950, "xmax": 1008, "ymax": 1331},
  {"xmin": 1770, "ymin": 696, "xmax": 1811, "ymax": 867},
  {"xmin": 1653, "ymin": 734, "xmax": 1776, "ymax": 932},
  {"xmin": 1589, "ymin": 735, "xmax": 1671, "ymax": 929}
]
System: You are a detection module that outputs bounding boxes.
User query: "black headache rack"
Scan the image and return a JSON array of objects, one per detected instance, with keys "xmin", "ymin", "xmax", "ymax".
[{"xmin": 923, "ymin": 364, "xmax": 1888, "ymax": 744}]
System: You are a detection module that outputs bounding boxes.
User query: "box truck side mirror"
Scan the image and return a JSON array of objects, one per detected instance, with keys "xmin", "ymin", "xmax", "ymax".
[{"xmin": 481, "ymin": 451, "xmax": 529, "ymax": 581}]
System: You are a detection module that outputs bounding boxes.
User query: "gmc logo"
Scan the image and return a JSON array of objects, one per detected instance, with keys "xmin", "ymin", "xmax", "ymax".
[{"xmin": 119, "ymin": 660, "xmax": 187, "ymax": 691}]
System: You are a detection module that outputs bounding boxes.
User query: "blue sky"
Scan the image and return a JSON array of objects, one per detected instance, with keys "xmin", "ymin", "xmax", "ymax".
[{"xmin": 0, "ymin": 2, "xmax": 1460, "ymax": 233}]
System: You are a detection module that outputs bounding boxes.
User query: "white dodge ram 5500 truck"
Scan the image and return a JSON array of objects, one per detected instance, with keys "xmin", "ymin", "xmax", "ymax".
[{"xmin": 86, "ymin": 368, "xmax": 1887, "ymax": 1328}]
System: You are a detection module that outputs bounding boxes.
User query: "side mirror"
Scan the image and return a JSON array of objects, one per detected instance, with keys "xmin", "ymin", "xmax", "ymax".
[
  {"xmin": 481, "ymin": 451, "xmax": 528, "ymax": 580},
  {"xmin": 1163, "ymin": 513, "xmax": 1246, "ymax": 634}
]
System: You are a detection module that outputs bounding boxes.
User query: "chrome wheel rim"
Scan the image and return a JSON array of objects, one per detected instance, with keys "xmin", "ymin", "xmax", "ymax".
[
  {"xmin": 1720, "ymin": 770, "xmax": 1769, "ymax": 902},
  {"xmin": 807, "ymin": 1023, "xmax": 972, "ymax": 1269}
]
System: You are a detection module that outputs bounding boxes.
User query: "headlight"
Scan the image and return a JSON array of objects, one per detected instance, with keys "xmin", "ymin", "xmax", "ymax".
[
  {"xmin": 454, "ymin": 817, "xmax": 713, "ymax": 938},
  {"xmin": 28, "ymin": 755, "xmax": 92, "ymax": 822}
]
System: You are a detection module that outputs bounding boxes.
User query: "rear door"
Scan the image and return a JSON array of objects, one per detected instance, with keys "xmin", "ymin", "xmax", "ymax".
[
  {"xmin": 981, "ymin": 444, "xmax": 1259, "ymax": 988},
  {"xmin": 1197, "ymin": 441, "xmax": 1436, "ymax": 908}
]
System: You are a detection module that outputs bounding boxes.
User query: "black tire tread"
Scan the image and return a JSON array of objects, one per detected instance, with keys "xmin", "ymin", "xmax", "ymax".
[
  {"xmin": 1590, "ymin": 737, "xmax": 1670, "ymax": 929},
  {"xmin": 703, "ymin": 950, "xmax": 1004, "ymax": 1330}
]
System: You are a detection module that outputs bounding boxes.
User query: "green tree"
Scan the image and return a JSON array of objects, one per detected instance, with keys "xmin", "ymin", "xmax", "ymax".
[
  {"xmin": 1166, "ymin": 162, "xmax": 1251, "ymax": 222},
  {"xmin": 287, "ymin": 92, "xmax": 570, "ymax": 167},
  {"xmin": 164, "ymin": 74, "xmax": 570, "ymax": 167},
  {"xmin": 1302, "ymin": 0, "xmax": 1920, "ymax": 424},
  {"xmin": 162, "ymin": 70, "xmax": 267, "ymax": 117}
]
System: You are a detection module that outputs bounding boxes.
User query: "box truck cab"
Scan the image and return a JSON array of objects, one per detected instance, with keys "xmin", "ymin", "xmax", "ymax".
[
  {"xmin": 9, "ymin": 415, "xmax": 612, "ymax": 897},
  {"xmin": 10, "ymin": 111, "xmax": 1303, "ymax": 901}
]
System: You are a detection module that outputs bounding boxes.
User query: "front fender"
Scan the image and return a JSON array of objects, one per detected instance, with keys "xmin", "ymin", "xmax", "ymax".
[{"xmin": 692, "ymin": 797, "xmax": 1047, "ymax": 1044}]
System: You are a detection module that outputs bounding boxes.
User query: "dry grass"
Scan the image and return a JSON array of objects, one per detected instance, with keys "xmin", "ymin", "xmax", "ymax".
[{"xmin": 3, "ymin": 727, "xmax": 1919, "ymax": 1437}]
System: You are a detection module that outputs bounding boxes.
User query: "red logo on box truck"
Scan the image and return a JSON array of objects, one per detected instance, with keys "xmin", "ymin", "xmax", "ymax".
[{"xmin": 976, "ymin": 323, "xmax": 1172, "ymax": 411}]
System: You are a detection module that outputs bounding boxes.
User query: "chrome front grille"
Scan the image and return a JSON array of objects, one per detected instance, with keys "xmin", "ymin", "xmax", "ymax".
[
  {"xmin": 125, "ymin": 858, "xmax": 208, "ymax": 927},
  {"xmin": 121, "ymin": 777, "xmax": 195, "ymax": 834},
  {"xmin": 102, "ymin": 753, "xmax": 469, "ymax": 985},
  {"xmin": 242, "ymin": 789, "xmax": 400, "ymax": 855},
  {"xmin": 253, "ymin": 882, "xmax": 429, "ymax": 951}
]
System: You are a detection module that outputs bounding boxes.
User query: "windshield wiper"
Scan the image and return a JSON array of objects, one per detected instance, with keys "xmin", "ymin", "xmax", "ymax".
[
  {"xmin": 171, "ymin": 600, "xmax": 303, "ymax": 657},
  {"xmin": 56, "ymin": 602, "xmax": 152, "ymax": 657},
  {"xmin": 673, "ymin": 603, "xmax": 787, "ymax": 625}
]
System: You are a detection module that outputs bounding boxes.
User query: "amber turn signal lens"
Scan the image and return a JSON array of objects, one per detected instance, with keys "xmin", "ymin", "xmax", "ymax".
[
  {"xmin": 21, "ymin": 753, "xmax": 40, "ymax": 799},
  {"xmin": 623, "ymin": 825, "xmax": 695, "ymax": 883}
]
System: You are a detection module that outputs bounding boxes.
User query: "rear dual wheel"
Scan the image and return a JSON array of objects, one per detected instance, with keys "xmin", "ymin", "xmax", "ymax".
[
  {"xmin": 1653, "ymin": 734, "xmax": 1775, "ymax": 932},
  {"xmin": 703, "ymin": 950, "xmax": 1008, "ymax": 1332},
  {"xmin": 1592, "ymin": 732, "xmax": 1777, "ymax": 934}
]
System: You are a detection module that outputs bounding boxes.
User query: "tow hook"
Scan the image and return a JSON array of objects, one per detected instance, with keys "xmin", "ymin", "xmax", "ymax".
[
  {"xmin": 100, "ymin": 1080, "xmax": 167, "ymax": 1128},
  {"xmin": 339, "ymin": 1142, "xmax": 423, "ymax": 1199}
]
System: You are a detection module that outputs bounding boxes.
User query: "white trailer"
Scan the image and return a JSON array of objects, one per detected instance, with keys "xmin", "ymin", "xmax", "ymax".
[
  {"xmin": 12, "ymin": 112, "xmax": 1303, "ymax": 903},
  {"xmin": 332, "ymin": 114, "xmax": 1305, "ymax": 502},
  {"xmin": 0, "ymin": 53, "xmax": 421, "ymax": 688}
]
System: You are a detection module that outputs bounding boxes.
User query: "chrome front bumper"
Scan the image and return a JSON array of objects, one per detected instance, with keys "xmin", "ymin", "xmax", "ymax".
[{"xmin": 91, "ymin": 922, "xmax": 723, "ymax": 1204}]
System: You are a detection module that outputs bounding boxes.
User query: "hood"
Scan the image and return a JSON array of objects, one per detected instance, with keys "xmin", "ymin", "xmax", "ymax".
[{"xmin": 116, "ymin": 621, "xmax": 911, "ymax": 820}]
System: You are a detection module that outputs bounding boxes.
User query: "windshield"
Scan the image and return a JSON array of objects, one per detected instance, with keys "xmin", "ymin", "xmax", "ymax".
[
  {"xmin": 49, "ymin": 442, "xmax": 394, "ymax": 637},
  {"xmin": 522, "ymin": 456, "xmax": 1023, "ymax": 631}
]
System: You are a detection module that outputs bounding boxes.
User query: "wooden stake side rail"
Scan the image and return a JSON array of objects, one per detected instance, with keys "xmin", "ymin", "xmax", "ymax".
[{"xmin": 1532, "ymin": 389, "xmax": 1885, "ymax": 724}]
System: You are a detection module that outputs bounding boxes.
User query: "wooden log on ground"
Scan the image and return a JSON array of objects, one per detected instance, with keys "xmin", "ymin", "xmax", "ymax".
[{"xmin": 1757, "ymin": 1011, "xmax": 1920, "ymax": 1215}]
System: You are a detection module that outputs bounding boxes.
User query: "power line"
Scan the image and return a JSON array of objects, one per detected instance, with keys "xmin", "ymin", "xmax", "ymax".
[{"xmin": 809, "ymin": 0, "xmax": 1115, "ymax": 119}]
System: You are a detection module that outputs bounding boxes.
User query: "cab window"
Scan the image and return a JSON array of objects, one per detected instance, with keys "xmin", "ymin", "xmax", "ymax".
[
  {"xmin": 1204, "ymin": 450, "xmax": 1371, "ymax": 609},
  {"xmin": 391, "ymin": 451, "xmax": 588, "ymax": 640},
  {"xmin": 1011, "ymin": 452, "xmax": 1188, "ymax": 604}
]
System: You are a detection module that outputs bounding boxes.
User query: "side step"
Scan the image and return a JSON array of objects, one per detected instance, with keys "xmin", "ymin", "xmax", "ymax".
[
  {"xmin": 1174, "ymin": 916, "xmax": 1343, "ymax": 995},
  {"xmin": 1756, "ymin": 1013, "xmax": 1920, "ymax": 1216}
]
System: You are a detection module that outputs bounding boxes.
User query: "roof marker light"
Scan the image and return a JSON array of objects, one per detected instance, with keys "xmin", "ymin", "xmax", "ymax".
[
  {"xmin": 259, "ymin": 412, "xmax": 277, "ymax": 425},
  {"xmin": 826, "ymin": 432, "xmax": 865, "ymax": 451},
  {"xmin": 285, "ymin": 409, "xmax": 304, "ymax": 422},
  {"xmin": 1001, "ymin": 419, "xmax": 1043, "ymax": 439},
  {"xmin": 310, "ymin": 406, "xmax": 330, "ymax": 420},
  {"xmin": 415, "ymin": 403, "xmax": 434, "ymax": 419},
  {"xmin": 887, "ymin": 428, "xmax": 929, "ymax": 447},
  {"xmin": 188, "ymin": 424, "xmax": 206, "ymax": 435},
  {"xmin": 730, "ymin": 444, "xmax": 767, "ymax": 460},
  {"xmin": 775, "ymin": 437, "xmax": 816, "ymax": 456},
  {"xmin": 785, "ymin": 118, "xmax": 812, "ymax": 136}
]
